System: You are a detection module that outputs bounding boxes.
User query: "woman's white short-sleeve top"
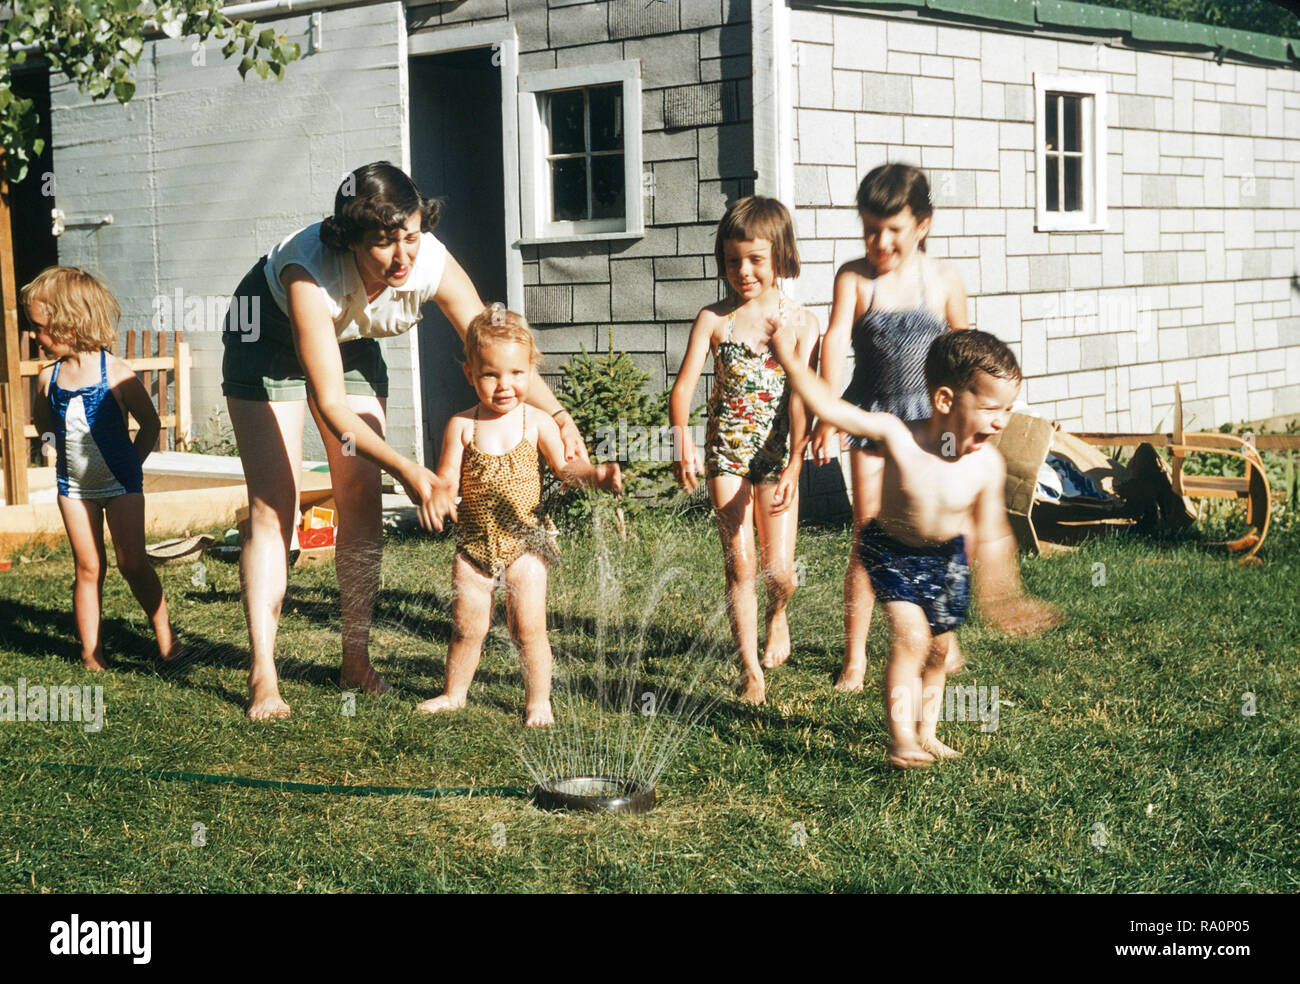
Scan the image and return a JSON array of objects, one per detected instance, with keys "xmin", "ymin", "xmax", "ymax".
[{"xmin": 263, "ymin": 222, "xmax": 449, "ymax": 342}]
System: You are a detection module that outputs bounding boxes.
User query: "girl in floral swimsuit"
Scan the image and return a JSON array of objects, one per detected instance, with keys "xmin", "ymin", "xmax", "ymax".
[{"xmin": 670, "ymin": 196, "xmax": 818, "ymax": 704}]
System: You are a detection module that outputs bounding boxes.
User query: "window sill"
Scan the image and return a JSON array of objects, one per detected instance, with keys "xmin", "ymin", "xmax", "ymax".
[
  {"xmin": 1035, "ymin": 220, "xmax": 1108, "ymax": 233},
  {"xmin": 515, "ymin": 230, "xmax": 645, "ymax": 247}
]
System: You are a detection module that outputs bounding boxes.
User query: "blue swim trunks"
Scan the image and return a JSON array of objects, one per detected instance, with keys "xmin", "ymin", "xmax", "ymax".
[{"xmin": 859, "ymin": 520, "xmax": 969, "ymax": 634}]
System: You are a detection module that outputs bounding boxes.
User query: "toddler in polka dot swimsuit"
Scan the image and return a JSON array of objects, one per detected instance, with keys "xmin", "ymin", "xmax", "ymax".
[{"xmin": 417, "ymin": 305, "xmax": 621, "ymax": 726}]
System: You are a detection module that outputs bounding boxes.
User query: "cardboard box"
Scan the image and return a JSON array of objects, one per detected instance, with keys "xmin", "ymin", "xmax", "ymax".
[{"xmin": 991, "ymin": 413, "xmax": 1143, "ymax": 555}]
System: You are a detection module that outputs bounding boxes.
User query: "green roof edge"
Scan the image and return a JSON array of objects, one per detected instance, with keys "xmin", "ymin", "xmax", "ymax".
[{"xmin": 790, "ymin": 0, "xmax": 1300, "ymax": 68}]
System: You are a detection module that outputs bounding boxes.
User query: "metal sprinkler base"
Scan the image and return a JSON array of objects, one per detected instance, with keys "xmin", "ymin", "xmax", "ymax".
[{"xmin": 533, "ymin": 776, "xmax": 656, "ymax": 814}]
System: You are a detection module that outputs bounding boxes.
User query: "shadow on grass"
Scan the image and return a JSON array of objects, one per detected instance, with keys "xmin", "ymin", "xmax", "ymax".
[{"xmin": 0, "ymin": 561, "xmax": 791, "ymax": 736}]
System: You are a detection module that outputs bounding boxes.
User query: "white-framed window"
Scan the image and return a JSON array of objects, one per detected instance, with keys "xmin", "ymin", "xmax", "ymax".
[
  {"xmin": 518, "ymin": 60, "xmax": 643, "ymax": 244},
  {"xmin": 1034, "ymin": 74, "xmax": 1107, "ymax": 232}
]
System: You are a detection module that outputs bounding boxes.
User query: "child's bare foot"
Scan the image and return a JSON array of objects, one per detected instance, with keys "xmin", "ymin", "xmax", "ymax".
[
  {"xmin": 340, "ymin": 662, "xmax": 391, "ymax": 695},
  {"xmin": 919, "ymin": 736, "xmax": 962, "ymax": 760},
  {"xmin": 247, "ymin": 675, "xmax": 291, "ymax": 721},
  {"xmin": 761, "ymin": 613, "xmax": 791, "ymax": 669},
  {"xmin": 887, "ymin": 739, "xmax": 935, "ymax": 769},
  {"xmin": 525, "ymin": 702, "xmax": 554, "ymax": 727},
  {"xmin": 416, "ymin": 694, "xmax": 466, "ymax": 715},
  {"xmin": 835, "ymin": 659, "xmax": 866, "ymax": 691},
  {"xmin": 155, "ymin": 622, "xmax": 181, "ymax": 662},
  {"xmin": 81, "ymin": 652, "xmax": 109, "ymax": 672},
  {"xmin": 738, "ymin": 672, "xmax": 766, "ymax": 704}
]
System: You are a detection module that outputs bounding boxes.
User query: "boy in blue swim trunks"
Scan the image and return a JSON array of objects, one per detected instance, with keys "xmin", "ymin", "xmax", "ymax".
[{"xmin": 769, "ymin": 323, "xmax": 1063, "ymax": 768}]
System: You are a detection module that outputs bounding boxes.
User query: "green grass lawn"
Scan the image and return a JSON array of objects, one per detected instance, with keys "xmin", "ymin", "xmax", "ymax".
[{"xmin": 1, "ymin": 503, "xmax": 1297, "ymax": 893}]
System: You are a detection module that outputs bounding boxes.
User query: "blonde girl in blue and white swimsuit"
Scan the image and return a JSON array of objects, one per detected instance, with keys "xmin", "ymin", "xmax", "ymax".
[{"xmin": 25, "ymin": 267, "xmax": 180, "ymax": 671}]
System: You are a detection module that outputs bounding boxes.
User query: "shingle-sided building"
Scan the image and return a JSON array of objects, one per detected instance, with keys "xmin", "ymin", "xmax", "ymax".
[{"xmin": 41, "ymin": 0, "xmax": 1300, "ymax": 466}]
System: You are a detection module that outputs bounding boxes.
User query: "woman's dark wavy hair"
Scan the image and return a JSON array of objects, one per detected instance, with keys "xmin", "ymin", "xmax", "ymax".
[{"xmin": 319, "ymin": 162, "xmax": 443, "ymax": 250}]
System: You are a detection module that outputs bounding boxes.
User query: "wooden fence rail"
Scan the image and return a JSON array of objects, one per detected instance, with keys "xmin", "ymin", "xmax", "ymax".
[{"xmin": 16, "ymin": 330, "xmax": 192, "ymax": 464}]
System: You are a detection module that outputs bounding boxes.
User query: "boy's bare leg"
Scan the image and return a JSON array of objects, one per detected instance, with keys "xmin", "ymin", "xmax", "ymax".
[
  {"xmin": 504, "ymin": 552, "xmax": 554, "ymax": 727},
  {"xmin": 228, "ymin": 397, "xmax": 302, "ymax": 720},
  {"xmin": 419, "ymin": 551, "xmax": 493, "ymax": 715},
  {"xmin": 710, "ymin": 475, "xmax": 765, "ymax": 703},
  {"xmin": 838, "ymin": 450, "xmax": 882, "ymax": 690},
  {"xmin": 755, "ymin": 481, "xmax": 799, "ymax": 669},
  {"xmin": 882, "ymin": 601, "xmax": 936, "ymax": 768},
  {"xmin": 918, "ymin": 633, "xmax": 961, "ymax": 759},
  {"xmin": 57, "ymin": 496, "xmax": 109, "ymax": 671},
  {"xmin": 105, "ymin": 493, "xmax": 180, "ymax": 661}
]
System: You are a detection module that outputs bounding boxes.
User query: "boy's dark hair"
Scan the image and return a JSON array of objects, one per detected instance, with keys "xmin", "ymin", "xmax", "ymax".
[
  {"xmin": 924, "ymin": 329, "xmax": 1021, "ymax": 394},
  {"xmin": 713, "ymin": 195, "xmax": 800, "ymax": 281},
  {"xmin": 319, "ymin": 161, "xmax": 442, "ymax": 250},
  {"xmin": 856, "ymin": 163, "xmax": 933, "ymax": 223}
]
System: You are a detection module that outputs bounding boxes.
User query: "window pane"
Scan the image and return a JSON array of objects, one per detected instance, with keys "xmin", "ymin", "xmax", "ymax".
[
  {"xmin": 551, "ymin": 158, "xmax": 588, "ymax": 221},
  {"xmin": 1064, "ymin": 156, "xmax": 1082, "ymax": 211},
  {"xmin": 549, "ymin": 90, "xmax": 585, "ymax": 155},
  {"xmin": 591, "ymin": 154, "xmax": 625, "ymax": 219},
  {"xmin": 1063, "ymin": 95, "xmax": 1081, "ymax": 153},
  {"xmin": 1046, "ymin": 156, "xmax": 1059, "ymax": 212},
  {"xmin": 1045, "ymin": 95, "xmax": 1058, "ymax": 152},
  {"xmin": 589, "ymin": 85, "xmax": 623, "ymax": 152}
]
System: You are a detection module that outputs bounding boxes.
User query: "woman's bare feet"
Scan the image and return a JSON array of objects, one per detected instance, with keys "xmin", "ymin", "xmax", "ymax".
[
  {"xmin": 340, "ymin": 661, "xmax": 391, "ymax": 695},
  {"xmin": 247, "ymin": 672, "xmax": 291, "ymax": 721},
  {"xmin": 887, "ymin": 739, "xmax": 935, "ymax": 769},
  {"xmin": 761, "ymin": 612, "xmax": 792, "ymax": 669},
  {"xmin": 525, "ymin": 702, "xmax": 555, "ymax": 727},
  {"xmin": 416, "ymin": 694, "xmax": 466, "ymax": 715},
  {"xmin": 738, "ymin": 671, "xmax": 766, "ymax": 705},
  {"xmin": 81, "ymin": 652, "xmax": 109, "ymax": 672},
  {"xmin": 919, "ymin": 736, "xmax": 962, "ymax": 760}
]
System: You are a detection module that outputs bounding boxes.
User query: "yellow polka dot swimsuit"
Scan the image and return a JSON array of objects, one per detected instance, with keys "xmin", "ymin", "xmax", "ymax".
[{"xmin": 454, "ymin": 405, "xmax": 560, "ymax": 577}]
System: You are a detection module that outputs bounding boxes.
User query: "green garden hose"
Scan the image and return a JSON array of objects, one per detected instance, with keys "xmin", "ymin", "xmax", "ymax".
[{"xmin": 0, "ymin": 757, "xmax": 530, "ymax": 798}]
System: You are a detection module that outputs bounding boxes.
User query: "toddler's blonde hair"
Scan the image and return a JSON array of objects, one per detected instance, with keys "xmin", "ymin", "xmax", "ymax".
[
  {"xmin": 464, "ymin": 303, "xmax": 541, "ymax": 369},
  {"xmin": 20, "ymin": 266, "xmax": 120, "ymax": 352}
]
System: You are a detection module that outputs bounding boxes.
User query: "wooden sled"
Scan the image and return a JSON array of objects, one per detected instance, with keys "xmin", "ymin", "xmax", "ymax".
[{"xmin": 1074, "ymin": 383, "xmax": 1271, "ymax": 565}]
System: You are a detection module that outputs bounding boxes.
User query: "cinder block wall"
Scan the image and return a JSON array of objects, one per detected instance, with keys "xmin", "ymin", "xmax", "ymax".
[
  {"xmin": 50, "ymin": 3, "xmax": 416, "ymax": 461},
  {"xmin": 790, "ymin": 7, "xmax": 1300, "ymax": 433}
]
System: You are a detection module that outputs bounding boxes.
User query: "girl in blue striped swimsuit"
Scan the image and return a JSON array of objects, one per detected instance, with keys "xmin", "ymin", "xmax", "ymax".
[
  {"xmin": 811, "ymin": 165, "xmax": 971, "ymax": 692},
  {"xmin": 25, "ymin": 267, "xmax": 180, "ymax": 671}
]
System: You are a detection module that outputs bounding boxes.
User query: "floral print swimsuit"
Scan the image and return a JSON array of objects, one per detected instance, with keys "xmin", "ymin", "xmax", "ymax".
[{"xmin": 704, "ymin": 293, "xmax": 792, "ymax": 484}]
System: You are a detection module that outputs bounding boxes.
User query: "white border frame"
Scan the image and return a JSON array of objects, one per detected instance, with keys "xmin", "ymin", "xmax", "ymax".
[
  {"xmin": 518, "ymin": 60, "xmax": 644, "ymax": 244},
  {"xmin": 754, "ymin": 0, "xmax": 797, "ymax": 299},
  {"xmin": 1034, "ymin": 73, "xmax": 1108, "ymax": 232}
]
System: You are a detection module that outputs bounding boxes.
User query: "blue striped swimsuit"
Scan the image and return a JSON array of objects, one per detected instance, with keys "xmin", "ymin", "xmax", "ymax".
[
  {"xmin": 48, "ymin": 350, "xmax": 143, "ymax": 499},
  {"xmin": 841, "ymin": 261, "xmax": 948, "ymax": 451}
]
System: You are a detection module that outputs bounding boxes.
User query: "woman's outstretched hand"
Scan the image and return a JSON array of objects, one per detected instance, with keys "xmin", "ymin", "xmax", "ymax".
[
  {"xmin": 556, "ymin": 414, "xmax": 590, "ymax": 463},
  {"xmin": 400, "ymin": 464, "xmax": 457, "ymax": 531}
]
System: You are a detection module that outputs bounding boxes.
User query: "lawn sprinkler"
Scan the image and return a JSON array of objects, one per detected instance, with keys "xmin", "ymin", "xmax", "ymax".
[{"xmin": 532, "ymin": 776, "xmax": 656, "ymax": 815}]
